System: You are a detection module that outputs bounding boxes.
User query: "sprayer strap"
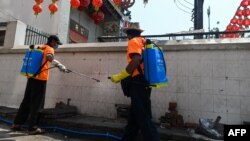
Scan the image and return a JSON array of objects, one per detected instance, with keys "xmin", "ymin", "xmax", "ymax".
[
  {"xmin": 25, "ymin": 50, "xmax": 33, "ymax": 76},
  {"xmin": 33, "ymin": 47, "xmax": 48, "ymax": 77},
  {"xmin": 33, "ymin": 60, "xmax": 48, "ymax": 77}
]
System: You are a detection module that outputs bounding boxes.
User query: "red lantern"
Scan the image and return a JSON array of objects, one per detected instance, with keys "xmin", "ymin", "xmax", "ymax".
[
  {"xmin": 92, "ymin": 0, "xmax": 103, "ymax": 11},
  {"xmin": 232, "ymin": 25, "xmax": 240, "ymax": 31},
  {"xmin": 220, "ymin": 34, "xmax": 228, "ymax": 38},
  {"xmin": 241, "ymin": 0, "xmax": 250, "ymax": 8},
  {"xmin": 230, "ymin": 18, "xmax": 238, "ymax": 24},
  {"xmin": 242, "ymin": 18, "xmax": 250, "ymax": 26},
  {"xmin": 48, "ymin": 3, "xmax": 58, "ymax": 15},
  {"xmin": 78, "ymin": 0, "xmax": 90, "ymax": 11},
  {"xmin": 236, "ymin": 9, "xmax": 243, "ymax": 17},
  {"xmin": 71, "ymin": 0, "xmax": 80, "ymax": 8},
  {"xmin": 80, "ymin": 0, "xmax": 90, "ymax": 8},
  {"xmin": 35, "ymin": 0, "xmax": 44, "ymax": 4},
  {"xmin": 92, "ymin": 11, "xmax": 105, "ymax": 24},
  {"xmin": 231, "ymin": 34, "xmax": 240, "ymax": 38},
  {"xmin": 243, "ymin": 8, "xmax": 250, "ymax": 16},
  {"xmin": 237, "ymin": 18, "xmax": 243, "ymax": 25},
  {"xmin": 33, "ymin": 4, "xmax": 43, "ymax": 15},
  {"xmin": 239, "ymin": 25, "xmax": 244, "ymax": 30},
  {"xmin": 226, "ymin": 25, "xmax": 233, "ymax": 30},
  {"xmin": 113, "ymin": 0, "xmax": 122, "ymax": 5},
  {"xmin": 222, "ymin": 33, "xmax": 233, "ymax": 38}
]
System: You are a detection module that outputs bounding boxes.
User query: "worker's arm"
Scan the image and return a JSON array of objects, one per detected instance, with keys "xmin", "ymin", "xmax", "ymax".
[
  {"xmin": 111, "ymin": 53, "xmax": 142, "ymax": 83},
  {"xmin": 126, "ymin": 53, "xmax": 142, "ymax": 74},
  {"xmin": 49, "ymin": 56, "xmax": 69, "ymax": 73},
  {"xmin": 46, "ymin": 53, "xmax": 54, "ymax": 62}
]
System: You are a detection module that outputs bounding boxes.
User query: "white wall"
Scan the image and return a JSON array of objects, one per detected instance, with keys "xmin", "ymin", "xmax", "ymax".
[
  {"xmin": 4, "ymin": 21, "xmax": 27, "ymax": 48},
  {"xmin": 1, "ymin": 39, "xmax": 250, "ymax": 125}
]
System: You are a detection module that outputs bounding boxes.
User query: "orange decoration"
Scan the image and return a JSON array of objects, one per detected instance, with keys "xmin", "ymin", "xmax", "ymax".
[
  {"xmin": 78, "ymin": 0, "xmax": 90, "ymax": 11},
  {"xmin": 48, "ymin": 3, "xmax": 58, "ymax": 15},
  {"xmin": 92, "ymin": 11, "xmax": 105, "ymax": 24},
  {"xmin": 92, "ymin": 0, "xmax": 103, "ymax": 11},
  {"xmin": 80, "ymin": 0, "xmax": 90, "ymax": 7},
  {"xmin": 113, "ymin": 0, "xmax": 122, "ymax": 5},
  {"xmin": 70, "ymin": 0, "xmax": 80, "ymax": 8},
  {"xmin": 33, "ymin": 4, "xmax": 43, "ymax": 15},
  {"xmin": 35, "ymin": 0, "xmax": 44, "ymax": 4}
]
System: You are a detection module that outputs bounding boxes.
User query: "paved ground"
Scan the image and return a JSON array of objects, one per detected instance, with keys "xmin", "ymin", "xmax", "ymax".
[
  {"xmin": 0, "ymin": 106, "xmax": 222, "ymax": 141},
  {"xmin": 0, "ymin": 123, "xmax": 100, "ymax": 141}
]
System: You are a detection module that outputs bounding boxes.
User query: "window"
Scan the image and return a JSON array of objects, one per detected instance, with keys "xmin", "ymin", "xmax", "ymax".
[
  {"xmin": 69, "ymin": 19, "xmax": 89, "ymax": 43},
  {"xmin": 0, "ymin": 30, "xmax": 5, "ymax": 46}
]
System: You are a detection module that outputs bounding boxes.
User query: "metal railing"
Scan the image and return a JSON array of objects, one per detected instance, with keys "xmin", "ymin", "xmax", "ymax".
[
  {"xmin": 98, "ymin": 30, "xmax": 250, "ymax": 42},
  {"xmin": 25, "ymin": 25, "xmax": 50, "ymax": 45}
]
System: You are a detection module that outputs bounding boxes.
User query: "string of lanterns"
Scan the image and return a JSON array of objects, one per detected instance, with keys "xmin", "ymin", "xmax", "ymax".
[
  {"xmin": 32, "ymin": 0, "xmax": 122, "ymax": 24},
  {"xmin": 78, "ymin": 0, "xmax": 90, "ymax": 11},
  {"xmin": 222, "ymin": 0, "xmax": 250, "ymax": 38},
  {"xmin": 33, "ymin": 0, "xmax": 43, "ymax": 16},
  {"xmin": 48, "ymin": 0, "xmax": 59, "ymax": 15}
]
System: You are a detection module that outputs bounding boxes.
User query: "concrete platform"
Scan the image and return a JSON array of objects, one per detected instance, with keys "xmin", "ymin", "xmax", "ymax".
[
  {"xmin": 0, "ymin": 106, "xmax": 222, "ymax": 141},
  {"xmin": 0, "ymin": 123, "xmax": 94, "ymax": 141}
]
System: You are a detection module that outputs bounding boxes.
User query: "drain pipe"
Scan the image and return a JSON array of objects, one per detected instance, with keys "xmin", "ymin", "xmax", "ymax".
[{"xmin": 0, "ymin": 116, "xmax": 122, "ymax": 141}]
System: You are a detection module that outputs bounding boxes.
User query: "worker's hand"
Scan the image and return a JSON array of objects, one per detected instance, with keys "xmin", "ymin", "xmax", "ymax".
[
  {"xmin": 53, "ymin": 59, "xmax": 70, "ymax": 73},
  {"xmin": 111, "ymin": 70, "xmax": 130, "ymax": 83},
  {"xmin": 57, "ymin": 64, "xmax": 69, "ymax": 73}
]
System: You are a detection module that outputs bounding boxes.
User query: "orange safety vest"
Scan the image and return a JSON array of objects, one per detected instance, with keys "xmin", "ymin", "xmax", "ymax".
[
  {"xmin": 127, "ymin": 37, "xmax": 145, "ymax": 77},
  {"xmin": 33, "ymin": 45, "xmax": 54, "ymax": 81}
]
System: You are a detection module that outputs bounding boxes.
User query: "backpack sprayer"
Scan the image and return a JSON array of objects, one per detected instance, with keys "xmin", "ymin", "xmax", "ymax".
[
  {"xmin": 20, "ymin": 45, "xmax": 100, "ymax": 82},
  {"xmin": 108, "ymin": 39, "xmax": 168, "ymax": 87}
]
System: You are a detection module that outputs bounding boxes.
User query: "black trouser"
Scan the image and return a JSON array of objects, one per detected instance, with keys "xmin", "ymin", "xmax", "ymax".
[
  {"xmin": 14, "ymin": 78, "xmax": 47, "ymax": 130},
  {"xmin": 122, "ymin": 75, "xmax": 160, "ymax": 141}
]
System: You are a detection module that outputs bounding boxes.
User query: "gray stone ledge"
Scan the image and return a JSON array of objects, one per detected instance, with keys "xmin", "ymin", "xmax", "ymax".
[{"xmin": 1, "ymin": 38, "xmax": 250, "ymax": 54}]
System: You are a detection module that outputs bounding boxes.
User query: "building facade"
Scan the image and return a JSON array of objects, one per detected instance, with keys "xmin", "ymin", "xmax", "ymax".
[{"xmin": 0, "ymin": 0, "xmax": 124, "ymax": 45}]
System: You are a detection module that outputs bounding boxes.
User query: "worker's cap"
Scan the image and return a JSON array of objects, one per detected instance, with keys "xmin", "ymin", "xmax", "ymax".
[
  {"xmin": 48, "ymin": 35, "xmax": 62, "ymax": 45},
  {"xmin": 123, "ymin": 22, "xmax": 144, "ymax": 35}
]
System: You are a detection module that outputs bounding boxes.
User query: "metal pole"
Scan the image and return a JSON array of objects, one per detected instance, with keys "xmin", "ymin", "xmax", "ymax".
[
  {"xmin": 207, "ymin": 6, "xmax": 211, "ymax": 32},
  {"xmin": 194, "ymin": 0, "xmax": 204, "ymax": 39}
]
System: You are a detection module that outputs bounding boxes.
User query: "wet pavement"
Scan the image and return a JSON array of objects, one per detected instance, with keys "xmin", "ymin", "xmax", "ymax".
[
  {"xmin": 0, "ymin": 123, "xmax": 96, "ymax": 141},
  {"xmin": 0, "ymin": 106, "xmax": 221, "ymax": 141}
]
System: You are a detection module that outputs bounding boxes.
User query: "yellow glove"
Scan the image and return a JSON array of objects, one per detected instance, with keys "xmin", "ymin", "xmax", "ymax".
[{"xmin": 111, "ymin": 70, "xmax": 130, "ymax": 83}]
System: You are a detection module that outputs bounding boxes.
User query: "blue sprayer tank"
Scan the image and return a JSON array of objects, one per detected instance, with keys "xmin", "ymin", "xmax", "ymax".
[
  {"xmin": 20, "ymin": 49, "xmax": 43, "ymax": 77},
  {"xmin": 143, "ymin": 40, "xmax": 168, "ymax": 87}
]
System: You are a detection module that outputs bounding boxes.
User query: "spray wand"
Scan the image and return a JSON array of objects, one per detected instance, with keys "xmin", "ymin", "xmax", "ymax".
[{"xmin": 67, "ymin": 69, "xmax": 100, "ymax": 82}]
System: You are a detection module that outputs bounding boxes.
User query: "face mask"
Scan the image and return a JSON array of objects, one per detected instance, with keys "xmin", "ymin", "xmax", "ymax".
[{"xmin": 53, "ymin": 44, "xmax": 59, "ymax": 49}]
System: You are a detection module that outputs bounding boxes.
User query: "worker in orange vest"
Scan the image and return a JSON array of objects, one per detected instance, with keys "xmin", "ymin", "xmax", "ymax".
[
  {"xmin": 110, "ymin": 23, "xmax": 160, "ymax": 141},
  {"xmin": 11, "ymin": 35, "xmax": 68, "ymax": 135}
]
